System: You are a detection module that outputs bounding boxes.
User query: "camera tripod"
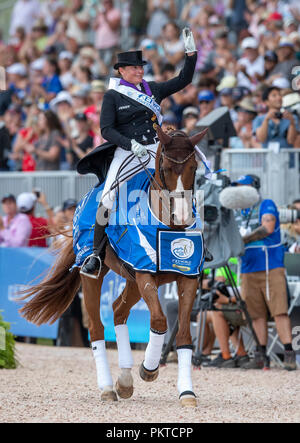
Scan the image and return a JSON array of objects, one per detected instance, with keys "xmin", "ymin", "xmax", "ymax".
[{"xmin": 160, "ymin": 263, "xmax": 261, "ymax": 367}]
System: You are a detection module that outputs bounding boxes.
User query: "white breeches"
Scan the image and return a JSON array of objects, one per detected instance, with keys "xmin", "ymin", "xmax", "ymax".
[{"xmin": 101, "ymin": 143, "xmax": 159, "ymax": 210}]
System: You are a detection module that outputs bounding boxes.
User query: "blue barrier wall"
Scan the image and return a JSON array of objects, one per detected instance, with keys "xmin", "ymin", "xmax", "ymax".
[{"xmin": 0, "ymin": 248, "xmax": 150, "ymax": 342}]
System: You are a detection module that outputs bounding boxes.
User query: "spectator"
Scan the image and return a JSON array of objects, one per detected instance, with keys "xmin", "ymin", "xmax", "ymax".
[
  {"xmin": 94, "ymin": 0, "xmax": 121, "ymax": 67},
  {"xmin": 64, "ymin": 0, "xmax": 90, "ymax": 46},
  {"xmin": 0, "ymin": 110, "xmax": 11, "ymax": 171},
  {"xmin": 219, "ymin": 88, "xmax": 238, "ymax": 122},
  {"xmin": 58, "ymin": 51, "xmax": 75, "ymax": 89},
  {"xmin": 16, "ymin": 191, "xmax": 54, "ymax": 247},
  {"xmin": 234, "ymin": 174, "xmax": 296, "ymax": 370},
  {"xmin": 66, "ymin": 113, "xmax": 94, "ymax": 170},
  {"xmin": 147, "ymin": 0, "xmax": 177, "ymax": 40},
  {"xmin": 271, "ymin": 37, "xmax": 299, "ymax": 83},
  {"xmin": 25, "ymin": 110, "xmax": 65, "ymax": 171},
  {"xmin": 253, "ymin": 86, "xmax": 298, "ymax": 149},
  {"xmin": 0, "ymin": 194, "xmax": 32, "ymax": 247},
  {"xmin": 236, "ymin": 37, "xmax": 264, "ymax": 91},
  {"xmin": 263, "ymin": 50, "xmax": 278, "ymax": 81},
  {"xmin": 161, "ymin": 22, "xmax": 185, "ymax": 69},
  {"xmin": 198, "ymin": 89, "xmax": 215, "ymax": 119},
  {"xmin": 230, "ymin": 97, "xmax": 260, "ymax": 149},
  {"xmin": 9, "ymin": 0, "xmax": 41, "ymax": 37},
  {"xmin": 181, "ymin": 106, "xmax": 200, "ymax": 135},
  {"xmin": 40, "ymin": 57, "xmax": 63, "ymax": 102}
]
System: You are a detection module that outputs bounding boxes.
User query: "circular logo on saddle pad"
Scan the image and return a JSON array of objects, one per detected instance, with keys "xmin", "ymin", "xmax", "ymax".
[{"xmin": 171, "ymin": 238, "xmax": 194, "ymax": 260}]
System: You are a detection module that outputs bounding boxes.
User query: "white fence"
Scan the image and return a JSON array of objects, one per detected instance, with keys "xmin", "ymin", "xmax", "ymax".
[
  {"xmin": 0, "ymin": 148, "xmax": 299, "ymax": 215},
  {"xmin": 221, "ymin": 148, "xmax": 300, "ymax": 206},
  {"xmin": 0, "ymin": 171, "xmax": 98, "ymax": 216}
]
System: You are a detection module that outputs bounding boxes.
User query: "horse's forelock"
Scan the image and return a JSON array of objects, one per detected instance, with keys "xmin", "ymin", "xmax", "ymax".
[{"xmin": 164, "ymin": 130, "xmax": 194, "ymax": 153}]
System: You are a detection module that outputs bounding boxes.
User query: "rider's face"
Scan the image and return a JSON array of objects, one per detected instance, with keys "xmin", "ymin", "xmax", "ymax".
[{"xmin": 119, "ymin": 65, "xmax": 144, "ymax": 85}]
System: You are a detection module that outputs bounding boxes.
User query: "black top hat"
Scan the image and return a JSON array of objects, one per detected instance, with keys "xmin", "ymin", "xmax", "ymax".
[{"xmin": 114, "ymin": 51, "xmax": 147, "ymax": 70}]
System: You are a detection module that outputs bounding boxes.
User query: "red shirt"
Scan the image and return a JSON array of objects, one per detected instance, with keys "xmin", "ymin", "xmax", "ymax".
[{"xmin": 28, "ymin": 215, "xmax": 49, "ymax": 247}]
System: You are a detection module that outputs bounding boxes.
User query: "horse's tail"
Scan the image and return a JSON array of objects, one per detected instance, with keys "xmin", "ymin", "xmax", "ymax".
[{"xmin": 18, "ymin": 235, "xmax": 81, "ymax": 325}]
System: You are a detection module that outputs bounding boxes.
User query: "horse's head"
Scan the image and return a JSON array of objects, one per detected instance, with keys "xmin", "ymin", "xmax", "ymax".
[{"xmin": 155, "ymin": 124, "xmax": 208, "ymax": 227}]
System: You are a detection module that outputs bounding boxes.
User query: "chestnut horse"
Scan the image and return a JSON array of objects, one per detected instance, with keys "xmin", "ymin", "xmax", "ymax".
[{"xmin": 19, "ymin": 126, "xmax": 207, "ymax": 407}]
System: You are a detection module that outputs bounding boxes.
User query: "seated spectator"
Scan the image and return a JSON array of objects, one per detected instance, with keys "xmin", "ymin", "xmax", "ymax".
[
  {"xmin": 58, "ymin": 51, "xmax": 75, "ymax": 89},
  {"xmin": 66, "ymin": 113, "xmax": 94, "ymax": 170},
  {"xmin": 271, "ymin": 38, "xmax": 299, "ymax": 84},
  {"xmin": 253, "ymin": 86, "xmax": 298, "ymax": 149},
  {"xmin": 16, "ymin": 191, "xmax": 54, "ymax": 247},
  {"xmin": 263, "ymin": 50, "xmax": 278, "ymax": 82},
  {"xmin": 31, "ymin": 57, "xmax": 62, "ymax": 103},
  {"xmin": 0, "ymin": 194, "xmax": 32, "ymax": 247}
]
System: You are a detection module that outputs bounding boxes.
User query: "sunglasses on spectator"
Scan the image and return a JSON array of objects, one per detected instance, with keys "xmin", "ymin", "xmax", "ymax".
[{"xmin": 199, "ymin": 100, "xmax": 211, "ymax": 104}]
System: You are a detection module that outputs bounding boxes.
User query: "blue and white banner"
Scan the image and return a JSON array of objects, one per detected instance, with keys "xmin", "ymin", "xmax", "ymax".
[{"xmin": 0, "ymin": 248, "xmax": 151, "ymax": 342}]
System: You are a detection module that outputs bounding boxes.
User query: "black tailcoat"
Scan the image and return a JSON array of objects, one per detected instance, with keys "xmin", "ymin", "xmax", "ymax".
[{"xmin": 77, "ymin": 54, "xmax": 197, "ymax": 181}]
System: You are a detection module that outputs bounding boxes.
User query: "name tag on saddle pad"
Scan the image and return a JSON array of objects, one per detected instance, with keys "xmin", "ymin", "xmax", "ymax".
[{"xmin": 157, "ymin": 230, "xmax": 204, "ymax": 276}]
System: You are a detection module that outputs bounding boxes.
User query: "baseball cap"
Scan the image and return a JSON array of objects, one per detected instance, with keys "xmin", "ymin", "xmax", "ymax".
[
  {"xmin": 264, "ymin": 50, "xmax": 278, "ymax": 62},
  {"xmin": 220, "ymin": 87, "xmax": 233, "ymax": 96},
  {"xmin": 199, "ymin": 63, "xmax": 215, "ymax": 74},
  {"xmin": 241, "ymin": 37, "xmax": 259, "ymax": 50},
  {"xmin": 198, "ymin": 90, "xmax": 215, "ymax": 102},
  {"xmin": 284, "ymin": 17, "xmax": 298, "ymax": 28},
  {"xmin": 63, "ymin": 198, "xmax": 77, "ymax": 211},
  {"xmin": 140, "ymin": 38, "xmax": 158, "ymax": 50},
  {"xmin": 50, "ymin": 91, "xmax": 72, "ymax": 110},
  {"xmin": 182, "ymin": 106, "xmax": 199, "ymax": 117},
  {"xmin": 232, "ymin": 86, "xmax": 250, "ymax": 102},
  {"xmin": 272, "ymin": 77, "xmax": 290, "ymax": 89},
  {"xmin": 91, "ymin": 80, "xmax": 106, "ymax": 93},
  {"xmin": 266, "ymin": 12, "xmax": 283, "ymax": 22},
  {"xmin": 1, "ymin": 193, "xmax": 16, "ymax": 203},
  {"xmin": 6, "ymin": 63, "xmax": 27, "ymax": 76},
  {"xmin": 231, "ymin": 175, "xmax": 256, "ymax": 186},
  {"xmin": 59, "ymin": 51, "xmax": 74, "ymax": 61},
  {"xmin": 30, "ymin": 58, "xmax": 45, "ymax": 71},
  {"xmin": 17, "ymin": 192, "xmax": 37, "ymax": 212},
  {"xmin": 216, "ymin": 75, "xmax": 237, "ymax": 92},
  {"xmin": 277, "ymin": 37, "xmax": 294, "ymax": 49}
]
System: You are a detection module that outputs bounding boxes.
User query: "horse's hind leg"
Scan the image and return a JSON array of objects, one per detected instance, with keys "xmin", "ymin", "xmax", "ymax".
[
  {"xmin": 81, "ymin": 270, "xmax": 117, "ymax": 402},
  {"xmin": 112, "ymin": 280, "xmax": 141, "ymax": 399}
]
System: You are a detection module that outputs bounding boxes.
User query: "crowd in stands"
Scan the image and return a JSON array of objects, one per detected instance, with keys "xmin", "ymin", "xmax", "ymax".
[{"xmin": 0, "ymin": 0, "xmax": 300, "ymax": 175}]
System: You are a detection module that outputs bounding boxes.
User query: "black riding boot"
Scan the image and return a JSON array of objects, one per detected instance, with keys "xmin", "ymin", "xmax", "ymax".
[{"xmin": 80, "ymin": 204, "xmax": 111, "ymax": 277}]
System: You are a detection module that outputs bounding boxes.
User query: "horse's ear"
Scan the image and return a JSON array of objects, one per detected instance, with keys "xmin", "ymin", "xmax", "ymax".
[
  {"xmin": 189, "ymin": 128, "xmax": 209, "ymax": 146},
  {"xmin": 154, "ymin": 123, "xmax": 173, "ymax": 146}
]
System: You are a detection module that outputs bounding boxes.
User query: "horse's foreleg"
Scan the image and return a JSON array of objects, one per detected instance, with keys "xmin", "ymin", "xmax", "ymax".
[
  {"xmin": 135, "ymin": 274, "xmax": 167, "ymax": 382},
  {"xmin": 176, "ymin": 277, "xmax": 198, "ymax": 407},
  {"xmin": 81, "ymin": 271, "xmax": 117, "ymax": 401},
  {"xmin": 112, "ymin": 280, "xmax": 141, "ymax": 398}
]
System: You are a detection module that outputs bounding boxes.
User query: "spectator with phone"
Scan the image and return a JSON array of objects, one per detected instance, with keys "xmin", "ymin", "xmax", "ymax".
[
  {"xmin": 0, "ymin": 194, "xmax": 32, "ymax": 247},
  {"xmin": 253, "ymin": 86, "xmax": 298, "ymax": 149},
  {"xmin": 66, "ymin": 113, "xmax": 94, "ymax": 170}
]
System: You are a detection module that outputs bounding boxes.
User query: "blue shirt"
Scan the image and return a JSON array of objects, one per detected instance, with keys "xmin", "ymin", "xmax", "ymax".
[
  {"xmin": 236, "ymin": 199, "xmax": 284, "ymax": 273},
  {"xmin": 42, "ymin": 74, "xmax": 63, "ymax": 95},
  {"xmin": 252, "ymin": 114, "xmax": 299, "ymax": 149}
]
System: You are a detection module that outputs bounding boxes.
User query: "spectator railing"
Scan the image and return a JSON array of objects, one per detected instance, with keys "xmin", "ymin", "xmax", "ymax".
[
  {"xmin": 221, "ymin": 148, "xmax": 300, "ymax": 206},
  {"xmin": 0, "ymin": 171, "xmax": 98, "ymax": 216}
]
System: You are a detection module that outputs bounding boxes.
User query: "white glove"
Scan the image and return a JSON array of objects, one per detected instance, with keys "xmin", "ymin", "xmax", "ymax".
[
  {"xmin": 131, "ymin": 140, "xmax": 147, "ymax": 158},
  {"xmin": 239, "ymin": 226, "xmax": 251, "ymax": 237},
  {"xmin": 182, "ymin": 27, "xmax": 196, "ymax": 53}
]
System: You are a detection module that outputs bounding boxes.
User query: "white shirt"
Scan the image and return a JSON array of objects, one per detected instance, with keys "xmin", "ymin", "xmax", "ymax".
[
  {"xmin": 237, "ymin": 56, "xmax": 265, "ymax": 91},
  {"xmin": 9, "ymin": 0, "xmax": 41, "ymax": 36}
]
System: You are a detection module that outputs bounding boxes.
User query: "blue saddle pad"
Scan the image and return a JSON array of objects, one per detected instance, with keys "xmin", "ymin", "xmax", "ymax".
[{"xmin": 73, "ymin": 170, "xmax": 204, "ymax": 276}]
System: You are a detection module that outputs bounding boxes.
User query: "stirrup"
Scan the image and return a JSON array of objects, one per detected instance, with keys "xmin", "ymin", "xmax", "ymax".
[{"xmin": 80, "ymin": 254, "xmax": 102, "ymax": 279}]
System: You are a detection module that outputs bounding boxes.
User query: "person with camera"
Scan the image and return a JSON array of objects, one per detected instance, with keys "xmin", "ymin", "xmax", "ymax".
[
  {"xmin": 235, "ymin": 174, "xmax": 296, "ymax": 370},
  {"xmin": 201, "ymin": 277, "xmax": 249, "ymax": 369},
  {"xmin": 253, "ymin": 86, "xmax": 298, "ymax": 149}
]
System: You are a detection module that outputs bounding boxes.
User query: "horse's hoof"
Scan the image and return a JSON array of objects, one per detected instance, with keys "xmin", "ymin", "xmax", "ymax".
[
  {"xmin": 179, "ymin": 392, "xmax": 197, "ymax": 408},
  {"xmin": 100, "ymin": 390, "xmax": 118, "ymax": 402},
  {"xmin": 139, "ymin": 363, "xmax": 159, "ymax": 382},
  {"xmin": 115, "ymin": 379, "xmax": 134, "ymax": 399}
]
